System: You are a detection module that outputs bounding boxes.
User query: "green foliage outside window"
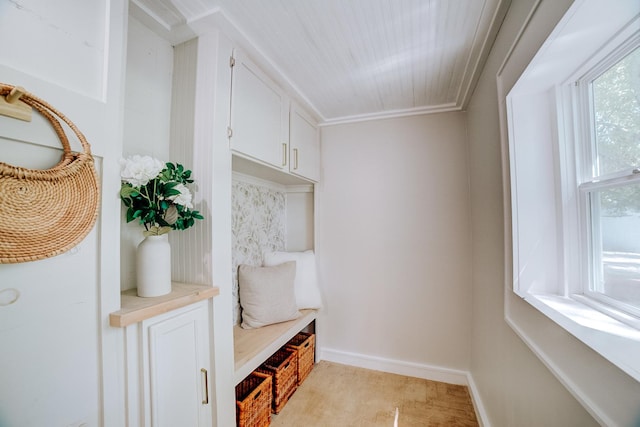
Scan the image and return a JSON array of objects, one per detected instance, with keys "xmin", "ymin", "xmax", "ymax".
[{"xmin": 593, "ymin": 46, "xmax": 640, "ymax": 216}]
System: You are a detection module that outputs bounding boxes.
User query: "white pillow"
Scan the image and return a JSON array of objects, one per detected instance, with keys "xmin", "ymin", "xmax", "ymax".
[
  {"xmin": 263, "ymin": 250, "xmax": 322, "ymax": 309},
  {"xmin": 238, "ymin": 261, "xmax": 301, "ymax": 329}
]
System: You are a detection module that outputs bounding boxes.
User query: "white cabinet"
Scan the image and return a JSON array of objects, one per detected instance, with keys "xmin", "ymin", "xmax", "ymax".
[
  {"xmin": 229, "ymin": 49, "xmax": 289, "ymax": 170},
  {"xmin": 289, "ymin": 104, "xmax": 320, "ymax": 182},
  {"xmin": 142, "ymin": 302, "xmax": 211, "ymax": 427},
  {"xmin": 229, "ymin": 49, "xmax": 320, "ymax": 183},
  {"xmin": 117, "ymin": 296, "xmax": 214, "ymax": 427}
]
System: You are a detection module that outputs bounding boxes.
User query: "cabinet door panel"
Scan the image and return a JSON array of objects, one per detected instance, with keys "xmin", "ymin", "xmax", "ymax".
[
  {"xmin": 290, "ymin": 106, "xmax": 320, "ymax": 182},
  {"xmin": 147, "ymin": 305, "xmax": 210, "ymax": 427},
  {"xmin": 231, "ymin": 51, "xmax": 288, "ymax": 169}
]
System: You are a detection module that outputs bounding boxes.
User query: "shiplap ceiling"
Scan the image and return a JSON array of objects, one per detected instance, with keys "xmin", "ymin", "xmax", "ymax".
[{"xmin": 132, "ymin": 0, "xmax": 509, "ymax": 124}]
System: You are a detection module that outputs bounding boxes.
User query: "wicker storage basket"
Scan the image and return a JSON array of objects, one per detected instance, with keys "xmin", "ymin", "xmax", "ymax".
[
  {"xmin": 286, "ymin": 332, "xmax": 315, "ymax": 385},
  {"xmin": 236, "ymin": 371, "xmax": 272, "ymax": 427},
  {"xmin": 257, "ymin": 348, "xmax": 298, "ymax": 414}
]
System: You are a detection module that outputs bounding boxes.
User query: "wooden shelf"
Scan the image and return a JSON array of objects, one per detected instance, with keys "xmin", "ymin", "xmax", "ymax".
[
  {"xmin": 109, "ymin": 282, "xmax": 219, "ymax": 327},
  {"xmin": 233, "ymin": 309, "xmax": 317, "ymax": 385}
]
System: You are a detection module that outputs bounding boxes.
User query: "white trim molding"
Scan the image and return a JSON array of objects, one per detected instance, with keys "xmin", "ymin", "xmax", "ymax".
[
  {"xmin": 319, "ymin": 347, "xmax": 469, "ymax": 385},
  {"xmin": 465, "ymin": 373, "xmax": 491, "ymax": 427}
]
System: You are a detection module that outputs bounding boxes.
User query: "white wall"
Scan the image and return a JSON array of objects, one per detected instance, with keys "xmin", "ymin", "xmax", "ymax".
[
  {"xmin": 120, "ymin": 15, "xmax": 174, "ymax": 290},
  {"xmin": 0, "ymin": 1, "xmax": 127, "ymax": 425},
  {"xmin": 467, "ymin": 0, "xmax": 640, "ymax": 425},
  {"xmin": 317, "ymin": 112, "xmax": 472, "ymax": 381},
  {"xmin": 286, "ymin": 190, "xmax": 315, "ymax": 252}
]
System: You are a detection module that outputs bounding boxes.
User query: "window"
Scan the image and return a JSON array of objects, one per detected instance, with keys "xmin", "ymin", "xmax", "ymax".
[
  {"xmin": 505, "ymin": 0, "xmax": 640, "ymax": 383},
  {"xmin": 580, "ymin": 46, "xmax": 640, "ymax": 319}
]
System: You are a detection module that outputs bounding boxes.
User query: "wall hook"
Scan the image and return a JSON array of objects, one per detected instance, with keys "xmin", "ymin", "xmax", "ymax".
[{"xmin": 0, "ymin": 86, "xmax": 32, "ymax": 122}]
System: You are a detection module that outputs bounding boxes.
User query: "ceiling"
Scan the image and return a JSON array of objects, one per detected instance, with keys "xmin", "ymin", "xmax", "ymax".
[{"xmin": 131, "ymin": 0, "xmax": 509, "ymax": 125}]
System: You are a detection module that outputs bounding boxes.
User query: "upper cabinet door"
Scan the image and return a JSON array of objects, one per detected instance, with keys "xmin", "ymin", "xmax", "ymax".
[
  {"xmin": 289, "ymin": 104, "xmax": 320, "ymax": 182},
  {"xmin": 230, "ymin": 49, "xmax": 289, "ymax": 170}
]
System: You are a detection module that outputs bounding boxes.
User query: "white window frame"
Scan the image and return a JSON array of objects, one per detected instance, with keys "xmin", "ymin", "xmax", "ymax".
[
  {"xmin": 570, "ymin": 29, "xmax": 640, "ymax": 324},
  {"xmin": 506, "ymin": 1, "xmax": 640, "ymax": 383}
]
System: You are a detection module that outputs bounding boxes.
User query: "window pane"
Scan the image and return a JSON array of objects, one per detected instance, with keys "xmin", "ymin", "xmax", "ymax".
[
  {"xmin": 590, "ymin": 184, "xmax": 640, "ymax": 308},
  {"xmin": 592, "ymin": 47, "xmax": 640, "ymax": 177}
]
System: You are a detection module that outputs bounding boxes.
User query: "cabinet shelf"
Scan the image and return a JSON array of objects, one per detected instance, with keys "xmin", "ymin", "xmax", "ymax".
[
  {"xmin": 233, "ymin": 309, "xmax": 317, "ymax": 385},
  {"xmin": 232, "ymin": 154, "xmax": 313, "ymax": 186},
  {"xmin": 109, "ymin": 282, "xmax": 219, "ymax": 327}
]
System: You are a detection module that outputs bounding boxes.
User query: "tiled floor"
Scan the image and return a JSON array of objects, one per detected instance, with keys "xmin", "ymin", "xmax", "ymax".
[{"xmin": 271, "ymin": 360, "xmax": 478, "ymax": 426}]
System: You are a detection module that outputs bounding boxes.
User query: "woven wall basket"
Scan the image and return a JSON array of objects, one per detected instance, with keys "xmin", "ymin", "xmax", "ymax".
[{"xmin": 0, "ymin": 83, "xmax": 100, "ymax": 263}]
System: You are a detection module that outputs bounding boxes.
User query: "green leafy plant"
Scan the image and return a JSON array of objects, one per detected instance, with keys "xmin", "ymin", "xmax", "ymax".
[{"xmin": 120, "ymin": 155, "xmax": 204, "ymax": 236}]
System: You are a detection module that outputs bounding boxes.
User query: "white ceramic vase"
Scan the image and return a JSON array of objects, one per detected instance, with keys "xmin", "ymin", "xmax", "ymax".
[{"xmin": 136, "ymin": 234, "xmax": 172, "ymax": 297}]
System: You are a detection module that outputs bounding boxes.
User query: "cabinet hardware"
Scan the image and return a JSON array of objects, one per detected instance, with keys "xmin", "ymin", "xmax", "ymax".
[
  {"xmin": 229, "ymin": 56, "xmax": 235, "ymax": 67},
  {"xmin": 282, "ymin": 143, "xmax": 287, "ymax": 167},
  {"xmin": 227, "ymin": 127, "xmax": 233, "ymax": 138},
  {"xmin": 201, "ymin": 368, "xmax": 209, "ymax": 405},
  {"xmin": 293, "ymin": 148, "xmax": 299, "ymax": 170}
]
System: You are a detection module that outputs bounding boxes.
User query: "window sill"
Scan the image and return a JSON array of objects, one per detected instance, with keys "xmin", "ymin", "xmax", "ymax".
[{"xmin": 523, "ymin": 293, "xmax": 640, "ymax": 382}]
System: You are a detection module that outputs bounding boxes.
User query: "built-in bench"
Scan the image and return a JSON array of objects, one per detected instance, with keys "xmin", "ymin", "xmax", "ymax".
[{"xmin": 233, "ymin": 309, "xmax": 317, "ymax": 385}]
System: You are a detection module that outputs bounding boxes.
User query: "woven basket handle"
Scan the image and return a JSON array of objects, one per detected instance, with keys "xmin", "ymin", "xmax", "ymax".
[{"xmin": 0, "ymin": 83, "xmax": 92, "ymax": 157}]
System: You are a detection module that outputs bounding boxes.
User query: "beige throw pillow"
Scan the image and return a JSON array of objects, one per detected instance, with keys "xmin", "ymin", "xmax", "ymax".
[{"xmin": 238, "ymin": 261, "xmax": 301, "ymax": 329}]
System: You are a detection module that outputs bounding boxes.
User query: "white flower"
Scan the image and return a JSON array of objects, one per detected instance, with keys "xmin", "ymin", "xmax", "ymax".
[
  {"xmin": 168, "ymin": 183, "xmax": 193, "ymax": 208},
  {"xmin": 120, "ymin": 155, "xmax": 165, "ymax": 187}
]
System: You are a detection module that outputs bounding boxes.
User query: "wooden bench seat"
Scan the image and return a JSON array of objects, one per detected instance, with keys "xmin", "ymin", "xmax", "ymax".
[{"xmin": 233, "ymin": 309, "xmax": 317, "ymax": 385}]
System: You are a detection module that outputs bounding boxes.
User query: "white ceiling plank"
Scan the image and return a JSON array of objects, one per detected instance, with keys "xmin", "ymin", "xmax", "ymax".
[{"xmin": 140, "ymin": 0, "xmax": 507, "ymax": 124}]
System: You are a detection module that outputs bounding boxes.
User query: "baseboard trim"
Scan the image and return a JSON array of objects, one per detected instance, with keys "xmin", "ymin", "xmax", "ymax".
[
  {"xmin": 465, "ymin": 372, "xmax": 491, "ymax": 427},
  {"xmin": 319, "ymin": 346, "xmax": 468, "ymax": 385},
  {"xmin": 318, "ymin": 346, "xmax": 491, "ymax": 426}
]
